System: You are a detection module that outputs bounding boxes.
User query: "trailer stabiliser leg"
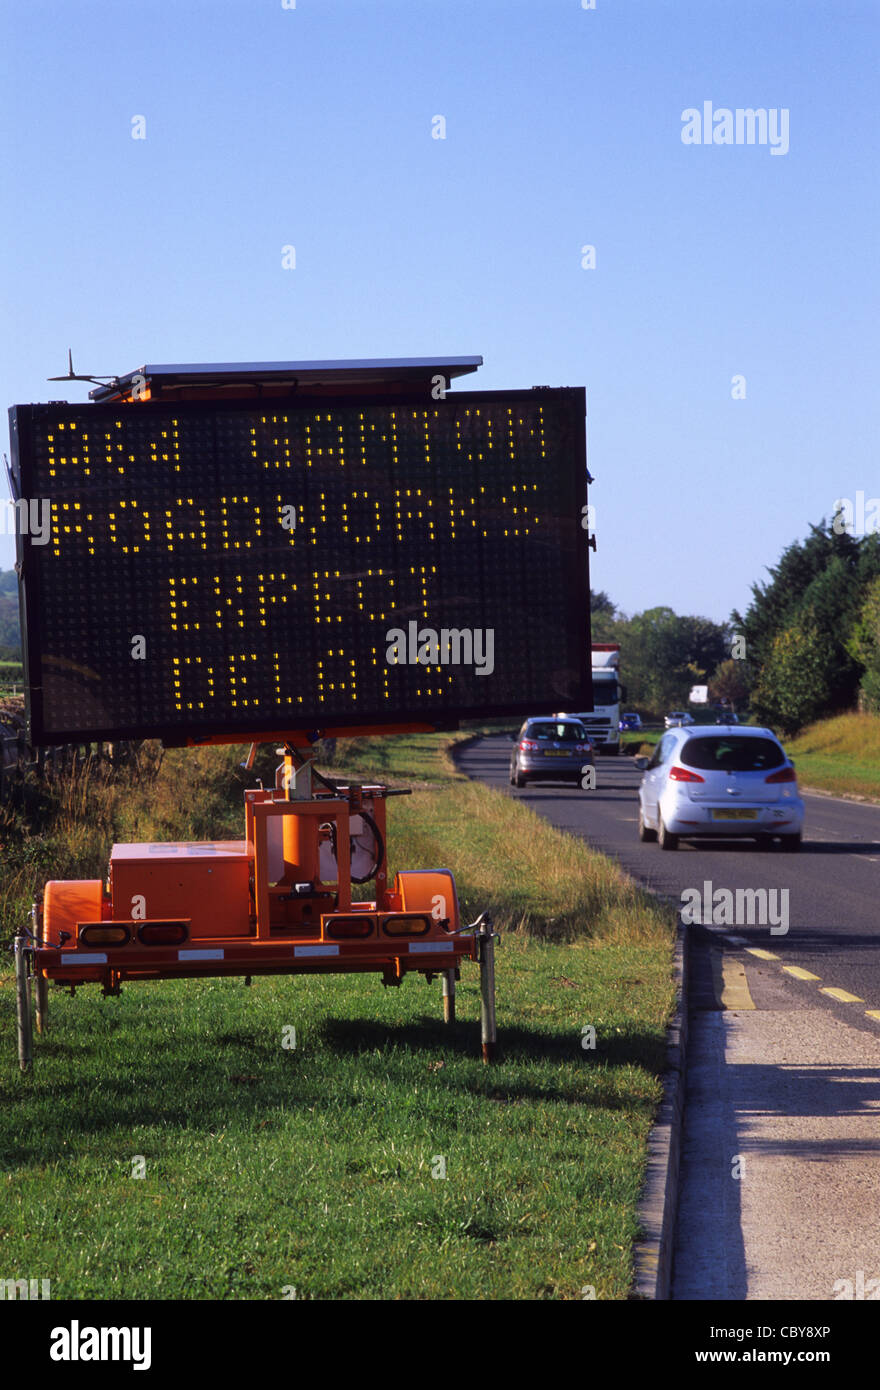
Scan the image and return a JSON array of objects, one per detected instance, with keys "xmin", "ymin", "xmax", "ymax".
[
  {"xmin": 441, "ymin": 968, "xmax": 456, "ymax": 1023},
  {"xmin": 35, "ymin": 972, "xmax": 48, "ymax": 1036},
  {"xmin": 477, "ymin": 920, "xmax": 498, "ymax": 1063},
  {"xmin": 15, "ymin": 929, "xmax": 33, "ymax": 1073},
  {"xmin": 32, "ymin": 904, "xmax": 48, "ymax": 1035}
]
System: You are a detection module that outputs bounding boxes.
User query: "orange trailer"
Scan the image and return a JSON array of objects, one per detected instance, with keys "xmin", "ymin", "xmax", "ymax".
[{"xmin": 15, "ymin": 747, "xmax": 498, "ymax": 1070}]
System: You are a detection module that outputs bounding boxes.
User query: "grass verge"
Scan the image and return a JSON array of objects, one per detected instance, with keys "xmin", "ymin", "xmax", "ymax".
[
  {"xmin": 786, "ymin": 713, "xmax": 880, "ymax": 801},
  {"xmin": 1, "ymin": 732, "xmax": 675, "ymax": 1300}
]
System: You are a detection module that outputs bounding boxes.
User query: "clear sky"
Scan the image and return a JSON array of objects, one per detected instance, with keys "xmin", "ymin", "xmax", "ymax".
[{"xmin": 2, "ymin": 0, "xmax": 877, "ymax": 624}]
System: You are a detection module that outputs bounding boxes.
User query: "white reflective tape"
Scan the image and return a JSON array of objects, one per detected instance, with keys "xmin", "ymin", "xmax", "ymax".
[
  {"xmin": 178, "ymin": 948, "xmax": 224, "ymax": 961},
  {"xmin": 61, "ymin": 952, "xmax": 107, "ymax": 964},
  {"xmin": 409, "ymin": 940, "xmax": 455, "ymax": 953},
  {"xmin": 294, "ymin": 944, "xmax": 340, "ymax": 958}
]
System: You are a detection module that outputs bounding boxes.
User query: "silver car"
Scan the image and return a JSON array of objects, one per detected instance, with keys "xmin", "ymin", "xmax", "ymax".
[
  {"xmin": 510, "ymin": 717, "xmax": 594, "ymax": 788},
  {"xmin": 635, "ymin": 725, "xmax": 804, "ymax": 851},
  {"xmin": 664, "ymin": 710, "xmax": 695, "ymax": 729}
]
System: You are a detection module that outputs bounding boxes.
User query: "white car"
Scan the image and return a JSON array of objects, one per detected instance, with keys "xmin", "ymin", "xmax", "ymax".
[{"xmin": 635, "ymin": 725, "xmax": 804, "ymax": 851}]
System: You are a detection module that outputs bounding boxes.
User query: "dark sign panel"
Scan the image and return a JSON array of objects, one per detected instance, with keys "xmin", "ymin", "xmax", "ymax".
[{"xmin": 9, "ymin": 389, "xmax": 590, "ymax": 745}]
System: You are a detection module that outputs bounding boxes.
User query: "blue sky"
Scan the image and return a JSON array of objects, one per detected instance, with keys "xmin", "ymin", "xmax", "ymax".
[{"xmin": 2, "ymin": 0, "xmax": 878, "ymax": 624}]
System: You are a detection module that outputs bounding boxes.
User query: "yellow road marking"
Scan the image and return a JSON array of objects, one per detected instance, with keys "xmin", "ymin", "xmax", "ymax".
[
  {"xmin": 866, "ymin": 1011, "xmax": 880, "ymax": 1022},
  {"xmin": 710, "ymin": 950, "xmax": 755, "ymax": 1010},
  {"xmin": 722, "ymin": 957, "xmax": 755, "ymax": 1010},
  {"xmin": 820, "ymin": 987, "xmax": 864, "ymax": 1004},
  {"xmin": 746, "ymin": 948, "xmax": 779, "ymax": 961},
  {"xmin": 783, "ymin": 965, "xmax": 821, "ymax": 982}
]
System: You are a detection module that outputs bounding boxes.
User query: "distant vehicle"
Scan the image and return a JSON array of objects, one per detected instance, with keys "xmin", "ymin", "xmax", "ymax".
[
  {"xmin": 509, "ymin": 717, "xmax": 594, "ymax": 788},
  {"xmin": 664, "ymin": 711, "xmax": 695, "ymax": 728},
  {"xmin": 559, "ymin": 643, "xmax": 625, "ymax": 755},
  {"xmin": 619, "ymin": 712, "xmax": 642, "ymax": 731},
  {"xmin": 715, "ymin": 710, "xmax": 739, "ymax": 724},
  {"xmin": 633, "ymin": 726, "xmax": 804, "ymax": 851}
]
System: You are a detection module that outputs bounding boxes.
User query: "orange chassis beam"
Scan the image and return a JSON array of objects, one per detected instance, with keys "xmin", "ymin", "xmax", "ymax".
[{"xmin": 34, "ymin": 936, "xmax": 478, "ymax": 989}]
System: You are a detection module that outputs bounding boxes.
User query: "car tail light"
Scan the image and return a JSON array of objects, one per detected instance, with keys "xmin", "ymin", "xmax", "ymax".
[
  {"xmin": 519, "ymin": 739, "xmax": 539, "ymax": 751},
  {"xmin": 382, "ymin": 915, "xmax": 431, "ymax": 937},
  {"xmin": 137, "ymin": 921, "xmax": 189, "ymax": 946},
  {"xmin": 574, "ymin": 743, "xmax": 592, "ymax": 754},
  {"xmin": 765, "ymin": 766, "xmax": 796, "ymax": 783},
  {"xmin": 325, "ymin": 916, "xmax": 373, "ymax": 939},
  {"xmin": 79, "ymin": 924, "xmax": 131, "ymax": 947},
  {"xmin": 669, "ymin": 766, "xmax": 705, "ymax": 783}
]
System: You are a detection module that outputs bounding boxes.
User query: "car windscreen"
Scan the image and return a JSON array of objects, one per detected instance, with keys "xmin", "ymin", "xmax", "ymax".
[
  {"xmin": 680, "ymin": 736, "xmax": 785, "ymax": 772},
  {"xmin": 528, "ymin": 722, "xmax": 588, "ymax": 741}
]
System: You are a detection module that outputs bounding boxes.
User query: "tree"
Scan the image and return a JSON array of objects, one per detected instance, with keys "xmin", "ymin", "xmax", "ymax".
[
  {"xmin": 750, "ymin": 615, "xmax": 832, "ymax": 735},
  {"xmin": 709, "ymin": 658, "xmax": 751, "ymax": 710},
  {"xmin": 589, "ymin": 590, "xmax": 618, "ymax": 642},
  {"xmin": 845, "ymin": 575, "xmax": 880, "ymax": 713},
  {"xmin": 623, "ymin": 607, "xmax": 730, "ymax": 713},
  {"xmin": 732, "ymin": 520, "xmax": 860, "ymax": 673}
]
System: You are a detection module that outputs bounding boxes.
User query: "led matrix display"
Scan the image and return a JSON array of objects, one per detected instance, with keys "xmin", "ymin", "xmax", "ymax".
[{"xmin": 10, "ymin": 389, "xmax": 591, "ymax": 744}]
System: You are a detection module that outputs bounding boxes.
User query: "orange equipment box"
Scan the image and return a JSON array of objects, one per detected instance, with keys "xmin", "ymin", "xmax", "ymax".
[{"xmin": 110, "ymin": 841, "xmax": 253, "ymax": 940}]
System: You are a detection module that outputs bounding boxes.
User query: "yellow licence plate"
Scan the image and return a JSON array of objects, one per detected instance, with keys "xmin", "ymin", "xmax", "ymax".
[
  {"xmin": 711, "ymin": 808, "xmax": 758, "ymax": 820},
  {"xmin": 544, "ymin": 750, "xmax": 569, "ymax": 757}
]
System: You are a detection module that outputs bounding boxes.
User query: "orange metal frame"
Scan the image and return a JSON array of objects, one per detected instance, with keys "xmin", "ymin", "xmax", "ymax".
[{"xmin": 33, "ymin": 758, "xmax": 478, "ymax": 996}]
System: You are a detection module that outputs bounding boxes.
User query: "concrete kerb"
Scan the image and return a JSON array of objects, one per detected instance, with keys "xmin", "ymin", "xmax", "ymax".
[{"xmin": 631, "ymin": 915, "xmax": 689, "ymax": 1300}]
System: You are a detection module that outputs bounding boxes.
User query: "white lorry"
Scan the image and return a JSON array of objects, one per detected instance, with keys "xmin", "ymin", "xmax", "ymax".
[
  {"xmin": 568, "ymin": 643, "xmax": 624, "ymax": 754},
  {"xmin": 557, "ymin": 644, "xmax": 626, "ymax": 753}
]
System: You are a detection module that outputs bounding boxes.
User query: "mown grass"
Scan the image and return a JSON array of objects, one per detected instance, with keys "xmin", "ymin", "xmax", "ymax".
[
  {"xmin": 787, "ymin": 712, "xmax": 880, "ymax": 801},
  {"xmin": 1, "ymin": 731, "xmax": 675, "ymax": 1300}
]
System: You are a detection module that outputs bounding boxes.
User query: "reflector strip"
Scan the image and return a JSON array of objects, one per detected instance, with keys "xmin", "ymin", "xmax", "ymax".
[
  {"xmin": 178, "ymin": 948, "xmax": 224, "ymax": 961},
  {"xmin": 294, "ymin": 944, "xmax": 340, "ymax": 958},
  {"xmin": 409, "ymin": 941, "xmax": 455, "ymax": 953},
  {"xmin": 60, "ymin": 952, "xmax": 107, "ymax": 964}
]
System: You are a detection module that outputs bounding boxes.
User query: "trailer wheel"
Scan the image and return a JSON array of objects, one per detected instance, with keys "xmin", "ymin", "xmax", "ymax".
[{"xmin": 15, "ymin": 934, "xmax": 34, "ymax": 1072}]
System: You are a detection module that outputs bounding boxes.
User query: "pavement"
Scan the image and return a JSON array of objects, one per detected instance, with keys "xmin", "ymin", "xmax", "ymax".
[{"xmin": 674, "ymin": 930, "xmax": 880, "ymax": 1300}]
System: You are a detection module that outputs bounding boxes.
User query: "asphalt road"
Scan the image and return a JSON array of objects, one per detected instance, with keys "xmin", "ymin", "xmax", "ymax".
[
  {"xmin": 457, "ymin": 735, "xmax": 880, "ymax": 1299},
  {"xmin": 456, "ymin": 736, "xmax": 880, "ymax": 1028}
]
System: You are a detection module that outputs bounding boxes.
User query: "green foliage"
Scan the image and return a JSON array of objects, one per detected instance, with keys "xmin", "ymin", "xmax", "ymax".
[
  {"xmin": 709, "ymin": 658, "xmax": 751, "ymax": 709},
  {"xmin": 750, "ymin": 616, "xmax": 832, "ymax": 735},
  {"xmin": 612, "ymin": 607, "xmax": 731, "ymax": 714},
  {"xmin": 845, "ymin": 575, "xmax": 880, "ymax": 666},
  {"xmin": 589, "ymin": 593, "xmax": 732, "ymax": 713},
  {"xmin": 589, "ymin": 589, "xmax": 618, "ymax": 642},
  {"xmin": 844, "ymin": 574, "xmax": 880, "ymax": 713},
  {"xmin": 0, "ymin": 570, "xmax": 20, "ymax": 653},
  {"xmin": 860, "ymin": 661, "xmax": 880, "ymax": 715},
  {"xmin": 733, "ymin": 521, "xmax": 880, "ymax": 731},
  {"xmin": 732, "ymin": 522, "xmax": 860, "ymax": 671}
]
